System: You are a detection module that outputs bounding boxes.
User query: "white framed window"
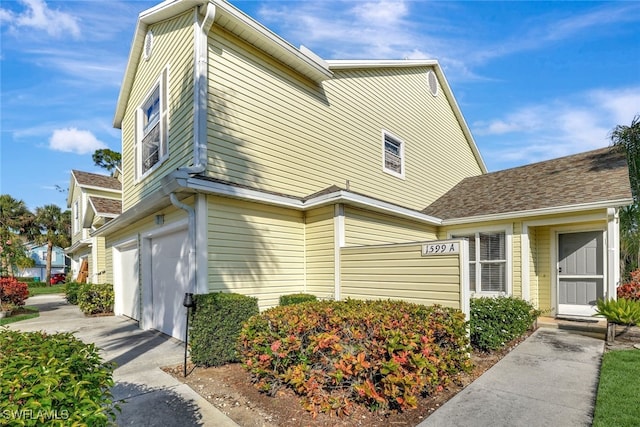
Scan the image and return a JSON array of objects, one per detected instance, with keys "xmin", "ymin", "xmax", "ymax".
[
  {"xmin": 382, "ymin": 131, "xmax": 405, "ymax": 178},
  {"xmin": 41, "ymin": 251, "xmax": 47, "ymax": 261},
  {"xmin": 451, "ymin": 226, "xmax": 511, "ymax": 294},
  {"xmin": 137, "ymin": 67, "xmax": 168, "ymax": 179}
]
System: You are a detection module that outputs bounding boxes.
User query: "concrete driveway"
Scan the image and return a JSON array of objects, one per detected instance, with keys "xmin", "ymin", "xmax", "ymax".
[{"xmin": 8, "ymin": 294, "xmax": 238, "ymax": 427}]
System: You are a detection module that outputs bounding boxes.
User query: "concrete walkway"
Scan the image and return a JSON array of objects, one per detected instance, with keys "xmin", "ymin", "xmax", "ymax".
[
  {"xmin": 8, "ymin": 295, "xmax": 239, "ymax": 427},
  {"xmin": 418, "ymin": 328, "xmax": 604, "ymax": 427}
]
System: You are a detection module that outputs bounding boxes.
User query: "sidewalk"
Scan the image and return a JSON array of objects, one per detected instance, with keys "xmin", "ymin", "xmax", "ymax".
[
  {"xmin": 8, "ymin": 295, "xmax": 239, "ymax": 427},
  {"xmin": 418, "ymin": 328, "xmax": 604, "ymax": 427}
]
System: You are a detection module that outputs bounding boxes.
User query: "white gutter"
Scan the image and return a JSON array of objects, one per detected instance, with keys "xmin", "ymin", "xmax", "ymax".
[
  {"xmin": 184, "ymin": 176, "xmax": 443, "ymax": 225},
  {"xmin": 441, "ymin": 198, "xmax": 634, "ymax": 225},
  {"xmin": 170, "ymin": 193, "xmax": 197, "ymax": 295},
  {"xmin": 180, "ymin": 3, "xmax": 216, "ymax": 174}
]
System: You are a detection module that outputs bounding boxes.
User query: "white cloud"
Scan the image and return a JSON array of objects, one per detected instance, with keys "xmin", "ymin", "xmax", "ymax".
[
  {"xmin": 0, "ymin": 0, "xmax": 80, "ymax": 38},
  {"xmin": 49, "ymin": 128, "xmax": 106, "ymax": 155},
  {"xmin": 473, "ymin": 86, "xmax": 640, "ymax": 169}
]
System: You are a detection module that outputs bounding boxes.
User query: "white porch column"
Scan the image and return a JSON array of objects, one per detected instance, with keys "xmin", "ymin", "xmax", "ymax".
[
  {"xmin": 607, "ymin": 208, "xmax": 621, "ymax": 299},
  {"xmin": 333, "ymin": 204, "xmax": 345, "ymax": 301}
]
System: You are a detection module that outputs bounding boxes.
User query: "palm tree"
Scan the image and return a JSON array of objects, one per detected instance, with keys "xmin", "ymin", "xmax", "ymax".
[
  {"xmin": 610, "ymin": 115, "xmax": 640, "ymax": 279},
  {"xmin": 0, "ymin": 194, "xmax": 34, "ymax": 276},
  {"xmin": 33, "ymin": 205, "xmax": 71, "ymax": 285}
]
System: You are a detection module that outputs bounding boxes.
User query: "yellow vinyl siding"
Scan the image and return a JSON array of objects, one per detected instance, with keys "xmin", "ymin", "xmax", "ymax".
[
  {"xmin": 535, "ymin": 226, "xmax": 552, "ymax": 312},
  {"xmin": 206, "ymin": 28, "xmax": 482, "ymax": 212},
  {"xmin": 344, "ymin": 207, "xmax": 437, "ymax": 246},
  {"xmin": 304, "ymin": 206, "xmax": 335, "ymax": 299},
  {"xmin": 512, "ymin": 222, "xmax": 522, "ymax": 298},
  {"xmin": 121, "ymin": 11, "xmax": 195, "ymax": 211},
  {"xmin": 206, "ymin": 196, "xmax": 305, "ymax": 309},
  {"xmin": 92, "ymin": 236, "xmax": 107, "ymax": 284},
  {"xmin": 104, "ymin": 244, "xmax": 113, "ymax": 284},
  {"xmin": 341, "ymin": 243, "xmax": 461, "ymax": 308}
]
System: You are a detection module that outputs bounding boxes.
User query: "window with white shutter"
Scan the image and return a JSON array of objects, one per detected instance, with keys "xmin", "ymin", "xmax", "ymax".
[{"xmin": 452, "ymin": 231, "xmax": 508, "ymax": 293}]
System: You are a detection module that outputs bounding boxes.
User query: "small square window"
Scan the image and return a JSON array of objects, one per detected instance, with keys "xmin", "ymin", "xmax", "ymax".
[{"xmin": 382, "ymin": 132, "xmax": 404, "ymax": 178}]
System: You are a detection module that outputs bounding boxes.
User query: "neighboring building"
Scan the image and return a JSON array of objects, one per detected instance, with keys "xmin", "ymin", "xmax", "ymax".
[
  {"xmin": 19, "ymin": 244, "xmax": 67, "ymax": 280},
  {"xmin": 65, "ymin": 170, "xmax": 122, "ymax": 283},
  {"xmin": 84, "ymin": 0, "xmax": 631, "ymax": 341}
]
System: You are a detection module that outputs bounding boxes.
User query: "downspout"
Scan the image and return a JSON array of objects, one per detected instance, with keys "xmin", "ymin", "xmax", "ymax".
[
  {"xmin": 170, "ymin": 193, "xmax": 196, "ymax": 294},
  {"xmin": 179, "ymin": 2, "xmax": 216, "ymax": 175}
]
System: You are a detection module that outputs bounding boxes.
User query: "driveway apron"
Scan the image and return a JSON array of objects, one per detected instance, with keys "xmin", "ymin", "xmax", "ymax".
[{"xmin": 8, "ymin": 294, "xmax": 238, "ymax": 427}]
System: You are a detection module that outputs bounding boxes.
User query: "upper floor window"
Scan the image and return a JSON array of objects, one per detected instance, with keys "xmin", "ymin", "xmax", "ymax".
[
  {"xmin": 137, "ymin": 68, "xmax": 168, "ymax": 179},
  {"xmin": 382, "ymin": 131, "xmax": 405, "ymax": 178},
  {"xmin": 452, "ymin": 230, "xmax": 509, "ymax": 294}
]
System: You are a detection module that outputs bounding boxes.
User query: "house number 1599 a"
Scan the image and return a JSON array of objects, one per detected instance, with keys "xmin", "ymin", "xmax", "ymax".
[{"xmin": 422, "ymin": 242, "xmax": 460, "ymax": 256}]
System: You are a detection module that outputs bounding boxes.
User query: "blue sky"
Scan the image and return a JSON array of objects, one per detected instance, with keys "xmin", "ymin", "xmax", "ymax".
[{"xmin": 1, "ymin": 0, "xmax": 639, "ymax": 212}]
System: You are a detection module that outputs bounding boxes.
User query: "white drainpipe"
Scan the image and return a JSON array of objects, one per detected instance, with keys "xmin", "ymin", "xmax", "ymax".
[{"xmin": 179, "ymin": 3, "xmax": 216, "ymax": 175}]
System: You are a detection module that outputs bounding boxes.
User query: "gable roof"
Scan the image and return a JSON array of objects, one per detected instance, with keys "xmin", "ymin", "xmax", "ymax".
[
  {"xmin": 71, "ymin": 170, "xmax": 122, "ymax": 191},
  {"xmin": 423, "ymin": 147, "xmax": 633, "ymax": 222},
  {"xmin": 88, "ymin": 197, "xmax": 122, "ymax": 217},
  {"xmin": 114, "ymin": 0, "xmax": 333, "ymax": 128}
]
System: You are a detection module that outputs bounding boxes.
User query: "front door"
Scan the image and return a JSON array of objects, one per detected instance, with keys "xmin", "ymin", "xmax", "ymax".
[{"xmin": 557, "ymin": 231, "xmax": 604, "ymax": 316}]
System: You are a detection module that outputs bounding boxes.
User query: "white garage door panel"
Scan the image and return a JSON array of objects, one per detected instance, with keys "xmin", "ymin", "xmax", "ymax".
[
  {"xmin": 119, "ymin": 246, "xmax": 140, "ymax": 321},
  {"xmin": 151, "ymin": 229, "xmax": 189, "ymax": 340}
]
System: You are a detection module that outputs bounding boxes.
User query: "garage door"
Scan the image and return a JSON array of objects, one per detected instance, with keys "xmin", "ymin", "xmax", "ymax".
[
  {"xmin": 151, "ymin": 229, "xmax": 189, "ymax": 340},
  {"xmin": 114, "ymin": 244, "xmax": 140, "ymax": 321}
]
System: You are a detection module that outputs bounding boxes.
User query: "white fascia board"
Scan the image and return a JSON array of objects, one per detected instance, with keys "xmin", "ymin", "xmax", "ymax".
[
  {"xmin": 210, "ymin": 0, "xmax": 332, "ymax": 82},
  {"xmin": 432, "ymin": 66, "xmax": 487, "ymax": 174},
  {"xmin": 77, "ymin": 185, "xmax": 121, "ymax": 194},
  {"xmin": 186, "ymin": 177, "xmax": 442, "ymax": 225},
  {"xmin": 442, "ymin": 198, "xmax": 634, "ymax": 226},
  {"xmin": 327, "ymin": 59, "xmax": 438, "ymax": 69}
]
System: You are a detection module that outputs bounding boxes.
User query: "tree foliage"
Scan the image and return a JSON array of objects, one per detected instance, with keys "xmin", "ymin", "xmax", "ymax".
[
  {"xmin": 33, "ymin": 205, "xmax": 71, "ymax": 285},
  {"xmin": 92, "ymin": 148, "xmax": 122, "ymax": 173},
  {"xmin": 0, "ymin": 195, "xmax": 35, "ymax": 276},
  {"xmin": 610, "ymin": 115, "xmax": 640, "ymax": 279}
]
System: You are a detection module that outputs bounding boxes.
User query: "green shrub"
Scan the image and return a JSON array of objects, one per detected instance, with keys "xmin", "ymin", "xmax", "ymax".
[
  {"xmin": 64, "ymin": 282, "xmax": 81, "ymax": 305},
  {"xmin": 279, "ymin": 293, "xmax": 317, "ymax": 306},
  {"xmin": 0, "ymin": 329, "xmax": 118, "ymax": 426},
  {"xmin": 21, "ymin": 277, "xmax": 47, "ymax": 287},
  {"xmin": 239, "ymin": 299, "xmax": 471, "ymax": 417},
  {"xmin": 190, "ymin": 292, "xmax": 259, "ymax": 367},
  {"xmin": 77, "ymin": 284, "xmax": 114, "ymax": 315},
  {"xmin": 595, "ymin": 298, "xmax": 640, "ymax": 325},
  {"xmin": 470, "ymin": 296, "xmax": 539, "ymax": 352}
]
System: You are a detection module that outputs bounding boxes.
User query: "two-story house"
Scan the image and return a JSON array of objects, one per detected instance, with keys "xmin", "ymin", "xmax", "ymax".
[
  {"xmin": 91, "ymin": 0, "xmax": 631, "ymax": 341},
  {"xmin": 65, "ymin": 170, "xmax": 122, "ymax": 283},
  {"xmin": 19, "ymin": 243, "xmax": 68, "ymax": 281}
]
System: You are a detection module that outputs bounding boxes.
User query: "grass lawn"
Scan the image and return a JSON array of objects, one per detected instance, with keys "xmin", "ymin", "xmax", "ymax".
[
  {"xmin": 0, "ymin": 306, "xmax": 39, "ymax": 326},
  {"xmin": 592, "ymin": 349, "xmax": 640, "ymax": 427},
  {"xmin": 28, "ymin": 283, "xmax": 66, "ymax": 296}
]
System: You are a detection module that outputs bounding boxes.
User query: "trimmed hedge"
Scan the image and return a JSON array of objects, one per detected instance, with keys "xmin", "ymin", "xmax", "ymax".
[
  {"xmin": 64, "ymin": 282, "xmax": 81, "ymax": 305},
  {"xmin": 0, "ymin": 329, "xmax": 118, "ymax": 426},
  {"xmin": 279, "ymin": 293, "xmax": 317, "ymax": 306},
  {"xmin": 239, "ymin": 299, "xmax": 471, "ymax": 417},
  {"xmin": 470, "ymin": 296, "xmax": 539, "ymax": 351},
  {"xmin": 189, "ymin": 292, "xmax": 259, "ymax": 367},
  {"xmin": 77, "ymin": 284, "xmax": 114, "ymax": 315}
]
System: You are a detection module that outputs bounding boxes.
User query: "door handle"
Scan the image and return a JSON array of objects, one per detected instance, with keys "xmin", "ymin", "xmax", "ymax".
[{"xmin": 558, "ymin": 267, "xmax": 562, "ymax": 273}]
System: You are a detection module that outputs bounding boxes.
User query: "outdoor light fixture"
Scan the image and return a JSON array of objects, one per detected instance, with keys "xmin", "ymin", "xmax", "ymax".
[{"xmin": 183, "ymin": 293, "xmax": 195, "ymax": 377}]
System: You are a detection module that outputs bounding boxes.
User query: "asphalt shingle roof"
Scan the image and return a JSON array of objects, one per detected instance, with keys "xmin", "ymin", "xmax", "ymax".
[
  {"xmin": 72, "ymin": 170, "xmax": 121, "ymax": 191},
  {"xmin": 422, "ymin": 147, "xmax": 632, "ymax": 220},
  {"xmin": 89, "ymin": 196, "xmax": 122, "ymax": 216}
]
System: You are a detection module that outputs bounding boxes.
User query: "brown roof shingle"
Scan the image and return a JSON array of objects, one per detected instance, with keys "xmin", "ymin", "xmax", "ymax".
[
  {"xmin": 89, "ymin": 197, "xmax": 122, "ymax": 216},
  {"xmin": 423, "ymin": 147, "xmax": 632, "ymax": 220},
  {"xmin": 72, "ymin": 170, "xmax": 121, "ymax": 191}
]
